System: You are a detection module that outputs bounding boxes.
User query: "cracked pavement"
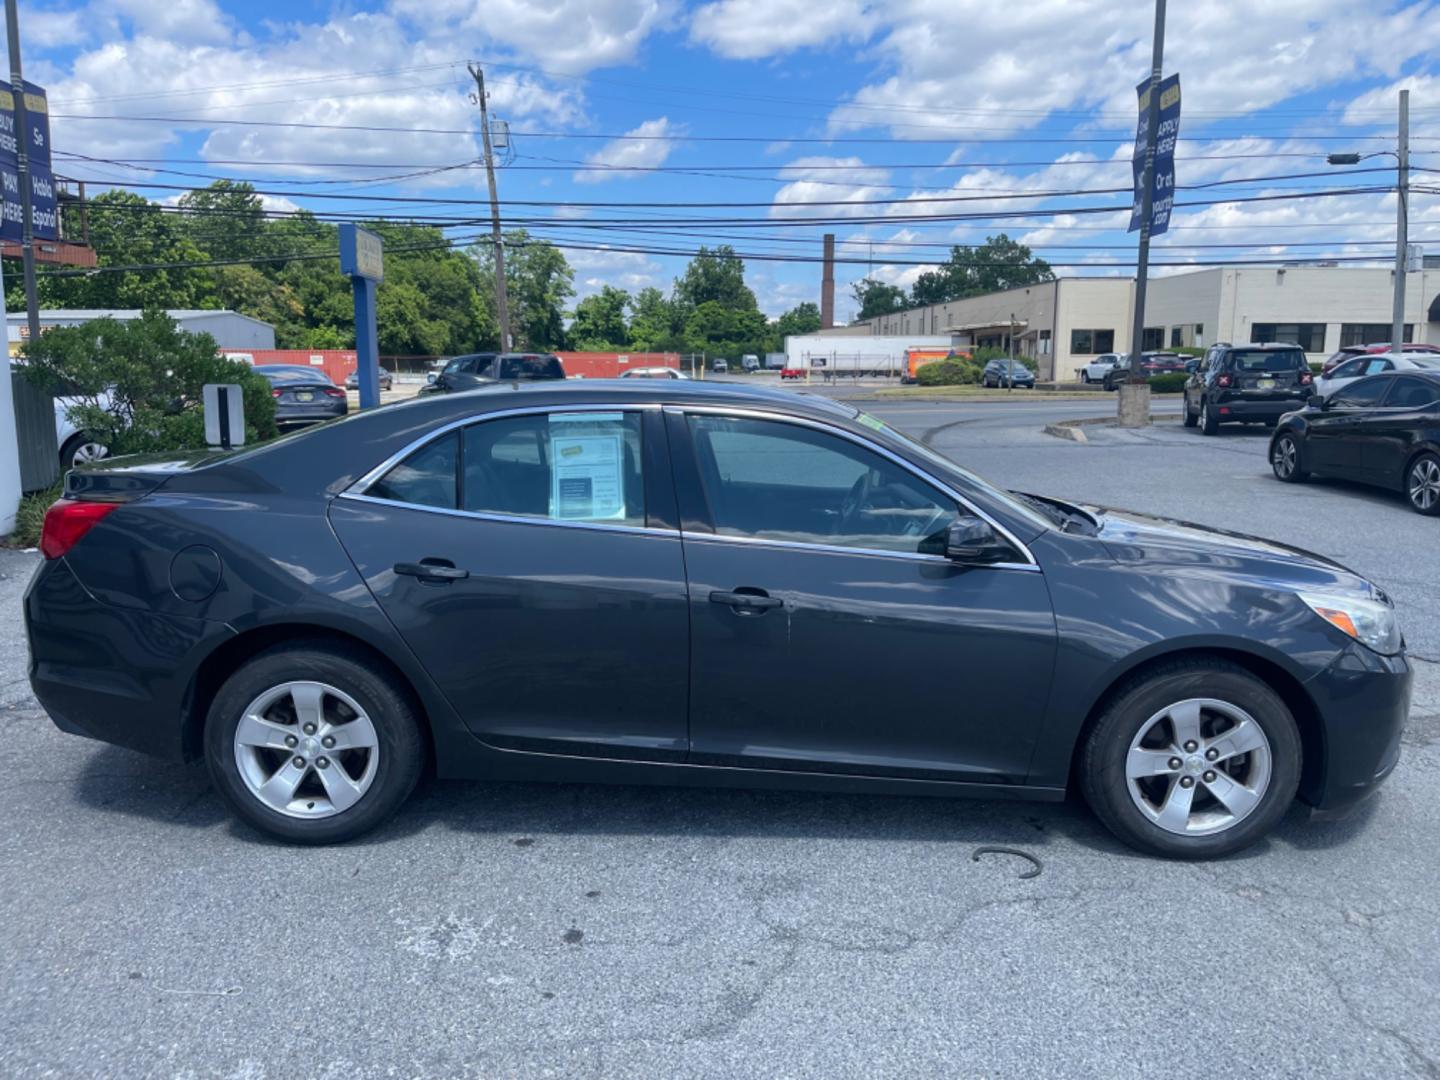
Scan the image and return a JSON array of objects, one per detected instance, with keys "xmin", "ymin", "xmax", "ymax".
[{"xmin": 2, "ymin": 396, "xmax": 1438, "ymax": 1077}]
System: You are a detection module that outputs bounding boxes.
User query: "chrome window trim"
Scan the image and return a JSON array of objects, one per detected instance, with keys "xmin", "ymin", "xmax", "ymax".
[
  {"xmin": 337, "ymin": 491, "xmax": 677, "ymax": 539},
  {"xmin": 340, "ymin": 398, "xmax": 1039, "ymax": 569},
  {"xmin": 669, "ymin": 404, "xmax": 1039, "ymax": 570}
]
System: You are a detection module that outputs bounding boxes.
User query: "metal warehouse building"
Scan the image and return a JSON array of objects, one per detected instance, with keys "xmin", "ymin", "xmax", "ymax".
[
  {"xmin": 6, "ymin": 309, "xmax": 276, "ymax": 354},
  {"xmin": 818, "ymin": 264, "xmax": 1440, "ymax": 382}
]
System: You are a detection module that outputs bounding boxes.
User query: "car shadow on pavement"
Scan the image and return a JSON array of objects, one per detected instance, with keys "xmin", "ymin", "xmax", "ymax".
[{"xmin": 68, "ymin": 742, "xmax": 1385, "ymax": 863}]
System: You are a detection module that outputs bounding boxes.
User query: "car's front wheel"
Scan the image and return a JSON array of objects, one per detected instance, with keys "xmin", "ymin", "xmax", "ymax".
[
  {"xmin": 1407, "ymin": 453, "xmax": 1440, "ymax": 515},
  {"xmin": 1079, "ymin": 658, "xmax": 1301, "ymax": 858},
  {"xmin": 1271, "ymin": 432, "xmax": 1308, "ymax": 483},
  {"xmin": 1199, "ymin": 397, "xmax": 1220, "ymax": 435},
  {"xmin": 60, "ymin": 432, "xmax": 109, "ymax": 470},
  {"xmin": 204, "ymin": 642, "xmax": 424, "ymax": 844}
]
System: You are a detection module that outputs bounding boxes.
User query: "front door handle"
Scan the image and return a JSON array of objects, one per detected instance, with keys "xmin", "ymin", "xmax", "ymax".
[
  {"xmin": 709, "ymin": 588, "xmax": 782, "ymax": 613},
  {"xmin": 394, "ymin": 559, "xmax": 469, "ymax": 584}
]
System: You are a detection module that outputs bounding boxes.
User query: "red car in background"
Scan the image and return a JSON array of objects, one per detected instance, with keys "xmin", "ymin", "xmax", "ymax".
[
  {"xmin": 1321, "ymin": 342, "xmax": 1440, "ymax": 377},
  {"xmin": 780, "ymin": 366, "xmax": 807, "ymax": 381}
]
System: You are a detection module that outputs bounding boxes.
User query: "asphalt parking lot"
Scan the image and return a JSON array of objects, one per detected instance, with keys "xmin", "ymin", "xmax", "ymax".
[{"xmin": 3, "ymin": 395, "xmax": 1438, "ymax": 1078}]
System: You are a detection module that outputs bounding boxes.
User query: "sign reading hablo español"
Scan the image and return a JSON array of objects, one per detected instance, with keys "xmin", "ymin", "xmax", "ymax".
[{"xmin": 0, "ymin": 81, "xmax": 58, "ymax": 243}]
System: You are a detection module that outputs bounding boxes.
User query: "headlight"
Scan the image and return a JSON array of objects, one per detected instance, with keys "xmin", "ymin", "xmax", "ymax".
[{"xmin": 1299, "ymin": 592, "xmax": 1403, "ymax": 655}]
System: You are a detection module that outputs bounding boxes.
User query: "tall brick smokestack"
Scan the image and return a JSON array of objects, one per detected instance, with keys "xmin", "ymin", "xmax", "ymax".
[{"xmin": 820, "ymin": 233, "xmax": 835, "ymax": 329}]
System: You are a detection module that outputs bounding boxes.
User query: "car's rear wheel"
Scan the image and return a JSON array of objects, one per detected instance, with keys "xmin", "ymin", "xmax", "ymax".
[
  {"xmin": 1271, "ymin": 432, "xmax": 1308, "ymax": 483},
  {"xmin": 204, "ymin": 642, "xmax": 424, "ymax": 844},
  {"xmin": 1200, "ymin": 398, "xmax": 1220, "ymax": 435},
  {"xmin": 1079, "ymin": 659, "xmax": 1300, "ymax": 858},
  {"xmin": 60, "ymin": 432, "xmax": 109, "ymax": 470},
  {"xmin": 1406, "ymin": 453, "xmax": 1440, "ymax": 516}
]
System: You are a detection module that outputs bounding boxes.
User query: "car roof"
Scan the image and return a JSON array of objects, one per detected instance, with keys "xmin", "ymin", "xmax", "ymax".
[{"xmin": 1228, "ymin": 342, "xmax": 1304, "ymax": 351}]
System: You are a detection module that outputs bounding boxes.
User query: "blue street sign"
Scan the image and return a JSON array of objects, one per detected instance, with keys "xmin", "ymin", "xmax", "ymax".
[
  {"xmin": 0, "ymin": 81, "xmax": 58, "ymax": 243},
  {"xmin": 1129, "ymin": 73, "xmax": 1181, "ymax": 237},
  {"xmin": 339, "ymin": 223, "xmax": 384, "ymax": 409}
]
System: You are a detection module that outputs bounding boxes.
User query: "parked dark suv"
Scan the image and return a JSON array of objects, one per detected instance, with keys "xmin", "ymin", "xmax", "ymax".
[
  {"xmin": 422, "ymin": 352, "xmax": 565, "ymax": 394},
  {"xmin": 1183, "ymin": 343, "xmax": 1314, "ymax": 435}
]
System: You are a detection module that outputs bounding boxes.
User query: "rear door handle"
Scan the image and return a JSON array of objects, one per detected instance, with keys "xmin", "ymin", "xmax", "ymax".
[
  {"xmin": 394, "ymin": 559, "xmax": 469, "ymax": 584},
  {"xmin": 709, "ymin": 589, "xmax": 782, "ymax": 613}
]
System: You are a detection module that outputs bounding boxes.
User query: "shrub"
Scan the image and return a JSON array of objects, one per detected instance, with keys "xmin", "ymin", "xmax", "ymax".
[
  {"xmin": 19, "ymin": 310, "xmax": 278, "ymax": 457},
  {"xmin": 1148, "ymin": 372, "xmax": 1188, "ymax": 393},
  {"xmin": 1309, "ymin": 361, "xmax": 1324, "ymax": 374},
  {"xmin": 9, "ymin": 485, "xmax": 61, "ymax": 548},
  {"xmin": 916, "ymin": 358, "xmax": 983, "ymax": 386}
]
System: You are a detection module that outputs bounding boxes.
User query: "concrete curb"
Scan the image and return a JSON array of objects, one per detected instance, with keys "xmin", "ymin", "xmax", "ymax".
[{"xmin": 1042, "ymin": 414, "xmax": 1181, "ymax": 442}]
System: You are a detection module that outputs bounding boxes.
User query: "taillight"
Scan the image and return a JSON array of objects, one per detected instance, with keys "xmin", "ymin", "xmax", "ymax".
[
  {"xmin": 272, "ymin": 388, "xmax": 283, "ymax": 398},
  {"xmin": 323, "ymin": 387, "xmax": 346, "ymax": 399},
  {"xmin": 39, "ymin": 500, "xmax": 119, "ymax": 560},
  {"xmin": 1299, "ymin": 371, "xmax": 1313, "ymax": 386}
]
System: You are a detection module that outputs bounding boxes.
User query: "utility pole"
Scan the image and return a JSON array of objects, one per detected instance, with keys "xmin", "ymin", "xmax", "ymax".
[
  {"xmin": 5, "ymin": 0, "xmax": 40, "ymax": 344},
  {"xmin": 1391, "ymin": 88, "xmax": 1409, "ymax": 353},
  {"xmin": 1122, "ymin": 0, "xmax": 1166, "ymax": 425},
  {"xmin": 469, "ymin": 63, "xmax": 511, "ymax": 351}
]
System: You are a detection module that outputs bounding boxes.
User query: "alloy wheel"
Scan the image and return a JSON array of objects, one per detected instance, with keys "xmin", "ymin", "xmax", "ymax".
[
  {"xmin": 1125, "ymin": 698, "xmax": 1272, "ymax": 836},
  {"xmin": 1273, "ymin": 436, "xmax": 1297, "ymax": 479},
  {"xmin": 1410, "ymin": 457, "xmax": 1440, "ymax": 512},
  {"xmin": 233, "ymin": 680, "xmax": 379, "ymax": 818},
  {"xmin": 70, "ymin": 441, "xmax": 109, "ymax": 467}
]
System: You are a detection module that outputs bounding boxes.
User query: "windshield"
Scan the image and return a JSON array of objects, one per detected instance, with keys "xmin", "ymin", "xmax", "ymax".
[
  {"xmin": 1231, "ymin": 349, "xmax": 1305, "ymax": 372},
  {"xmin": 853, "ymin": 411, "xmax": 1053, "ymax": 534}
]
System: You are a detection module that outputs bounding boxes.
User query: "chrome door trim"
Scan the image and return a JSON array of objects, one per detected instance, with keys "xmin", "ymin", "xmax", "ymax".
[{"xmin": 335, "ymin": 491, "xmax": 680, "ymax": 540}]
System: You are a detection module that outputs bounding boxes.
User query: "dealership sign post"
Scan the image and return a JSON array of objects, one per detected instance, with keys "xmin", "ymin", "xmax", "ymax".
[{"xmin": 339, "ymin": 224, "xmax": 384, "ymax": 410}]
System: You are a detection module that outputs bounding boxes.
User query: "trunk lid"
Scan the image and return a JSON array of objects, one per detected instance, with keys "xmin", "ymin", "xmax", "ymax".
[{"xmin": 63, "ymin": 447, "xmax": 245, "ymax": 502}]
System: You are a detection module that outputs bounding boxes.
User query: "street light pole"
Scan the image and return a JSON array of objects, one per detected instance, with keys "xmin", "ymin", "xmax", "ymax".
[
  {"xmin": 468, "ymin": 63, "xmax": 512, "ymax": 352},
  {"xmin": 1391, "ymin": 88, "xmax": 1409, "ymax": 353}
]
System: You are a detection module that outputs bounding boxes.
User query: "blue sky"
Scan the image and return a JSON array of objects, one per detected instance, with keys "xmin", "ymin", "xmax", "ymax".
[{"xmin": 12, "ymin": 0, "xmax": 1440, "ymax": 318}]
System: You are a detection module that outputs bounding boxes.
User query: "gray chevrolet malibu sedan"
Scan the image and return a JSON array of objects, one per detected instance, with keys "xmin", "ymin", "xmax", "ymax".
[{"xmin": 25, "ymin": 381, "xmax": 1409, "ymax": 857}]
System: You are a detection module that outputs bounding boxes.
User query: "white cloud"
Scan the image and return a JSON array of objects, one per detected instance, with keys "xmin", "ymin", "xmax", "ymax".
[
  {"xmin": 819, "ymin": 0, "xmax": 1440, "ymax": 139},
  {"xmin": 689, "ymin": 0, "xmax": 876, "ymax": 60},
  {"xmin": 769, "ymin": 156, "xmax": 892, "ymax": 218},
  {"xmin": 574, "ymin": 117, "xmax": 680, "ymax": 183},
  {"xmin": 391, "ymin": 0, "xmax": 676, "ymax": 72},
  {"xmin": 93, "ymin": 0, "xmax": 236, "ymax": 46}
]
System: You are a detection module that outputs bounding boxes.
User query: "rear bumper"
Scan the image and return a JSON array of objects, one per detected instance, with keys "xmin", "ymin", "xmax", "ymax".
[
  {"xmin": 1302, "ymin": 642, "xmax": 1410, "ymax": 813},
  {"xmin": 1214, "ymin": 397, "xmax": 1310, "ymax": 421},
  {"xmin": 25, "ymin": 558, "xmax": 231, "ymax": 761},
  {"xmin": 275, "ymin": 403, "xmax": 347, "ymax": 426}
]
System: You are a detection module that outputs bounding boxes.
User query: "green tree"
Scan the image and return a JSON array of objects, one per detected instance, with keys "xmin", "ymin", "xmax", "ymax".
[
  {"xmin": 19, "ymin": 311, "xmax": 277, "ymax": 453},
  {"xmin": 851, "ymin": 278, "xmax": 908, "ymax": 320},
  {"xmin": 684, "ymin": 301, "xmax": 769, "ymax": 356},
  {"xmin": 472, "ymin": 231, "xmax": 574, "ymax": 351},
  {"xmin": 626, "ymin": 287, "xmax": 681, "ymax": 351},
  {"xmin": 673, "ymin": 245, "xmax": 757, "ymax": 312},
  {"xmin": 571, "ymin": 285, "xmax": 631, "ymax": 349},
  {"xmin": 179, "ymin": 180, "xmax": 268, "ymax": 262},
  {"xmin": 909, "ymin": 234, "xmax": 1054, "ymax": 307},
  {"xmin": 775, "ymin": 301, "xmax": 821, "ymax": 340}
]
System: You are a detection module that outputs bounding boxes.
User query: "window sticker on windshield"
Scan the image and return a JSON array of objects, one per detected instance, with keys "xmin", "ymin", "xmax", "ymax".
[{"xmin": 548, "ymin": 414, "xmax": 626, "ymax": 520}]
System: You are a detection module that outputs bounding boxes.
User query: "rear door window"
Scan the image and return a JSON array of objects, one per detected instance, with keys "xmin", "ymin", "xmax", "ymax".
[
  {"xmin": 462, "ymin": 412, "xmax": 644, "ymax": 525},
  {"xmin": 1382, "ymin": 377, "xmax": 1440, "ymax": 409}
]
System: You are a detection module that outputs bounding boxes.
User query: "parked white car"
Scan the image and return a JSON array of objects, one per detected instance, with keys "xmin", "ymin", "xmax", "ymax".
[
  {"xmin": 54, "ymin": 396, "xmax": 110, "ymax": 469},
  {"xmin": 1079, "ymin": 353, "xmax": 1123, "ymax": 383},
  {"xmin": 1315, "ymin": 353, "xmax": 1440, "ymax": 399}
]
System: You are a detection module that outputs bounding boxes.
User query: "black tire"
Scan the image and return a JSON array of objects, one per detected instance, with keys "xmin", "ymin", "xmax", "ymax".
[
  {"xmin": 1081, "ymin": 372, "xmax": 1091, "ymax": 384},
  {"xmin": 1271, "ymin": 432, "xmax": 1309, "ymax": 483},
  {"xmin": 1405, "ymin": 451, "xmax": 1440, "ymax": 516},
  {"xmin": 1182, "ymin": 395, "xmax": 1198, "ymax": 428},
  {"xmin": 204, "ymin": 641, "xmax": 425, "ymax": 844},
  {"xmin": 59, "ymin": 431, "xmax": 109, "ymax": 470},
  {"xmin": 1078, "ymin": 658, "xmax": 1301, "ymax": 859},
  {"xmin": 1200, "ymin": 397, "xmax": 1220, "ymax": 436}
]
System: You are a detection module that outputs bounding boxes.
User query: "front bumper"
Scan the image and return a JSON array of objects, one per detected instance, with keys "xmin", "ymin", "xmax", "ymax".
[{"xmin": 1302, "ymin": 642, "xmax": 1410, "ymax": 814}]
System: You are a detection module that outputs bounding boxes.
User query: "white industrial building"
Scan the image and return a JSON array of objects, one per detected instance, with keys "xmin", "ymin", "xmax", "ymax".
[
  {"xmin": 816, "ymin": 264, "xmax": 1440, "ymax": 382},
  {"xmin": 6, "ymin": 308, "xmax": 276, "ymax": 354}
]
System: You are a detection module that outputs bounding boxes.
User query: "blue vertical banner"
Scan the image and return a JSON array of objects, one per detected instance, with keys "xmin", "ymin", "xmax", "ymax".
[
  {"xmin": 0, "ymin": 81, "xmax": 58, "ymax": 243},
  {"xmin": 1129, "ymin": 73, "xmax": 1181, "ymax": 237},
  {"xmin": 339, "ymin": 224, "xmax": 385, "ymax": 409}
]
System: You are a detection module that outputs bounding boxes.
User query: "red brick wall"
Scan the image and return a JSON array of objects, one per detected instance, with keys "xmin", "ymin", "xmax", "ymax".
[
  {"xmin": 225, "ymin": 349, "xmax": 358, "ymax": 386},
  {"xmin": 556, "ymin": 352, "xmax": 680, "ymax": 379}
]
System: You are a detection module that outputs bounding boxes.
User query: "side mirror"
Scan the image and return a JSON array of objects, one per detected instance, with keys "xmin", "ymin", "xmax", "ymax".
[{"xmin": 945, "ymin": 515, "xmax": 1012, "ymax": 564}]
